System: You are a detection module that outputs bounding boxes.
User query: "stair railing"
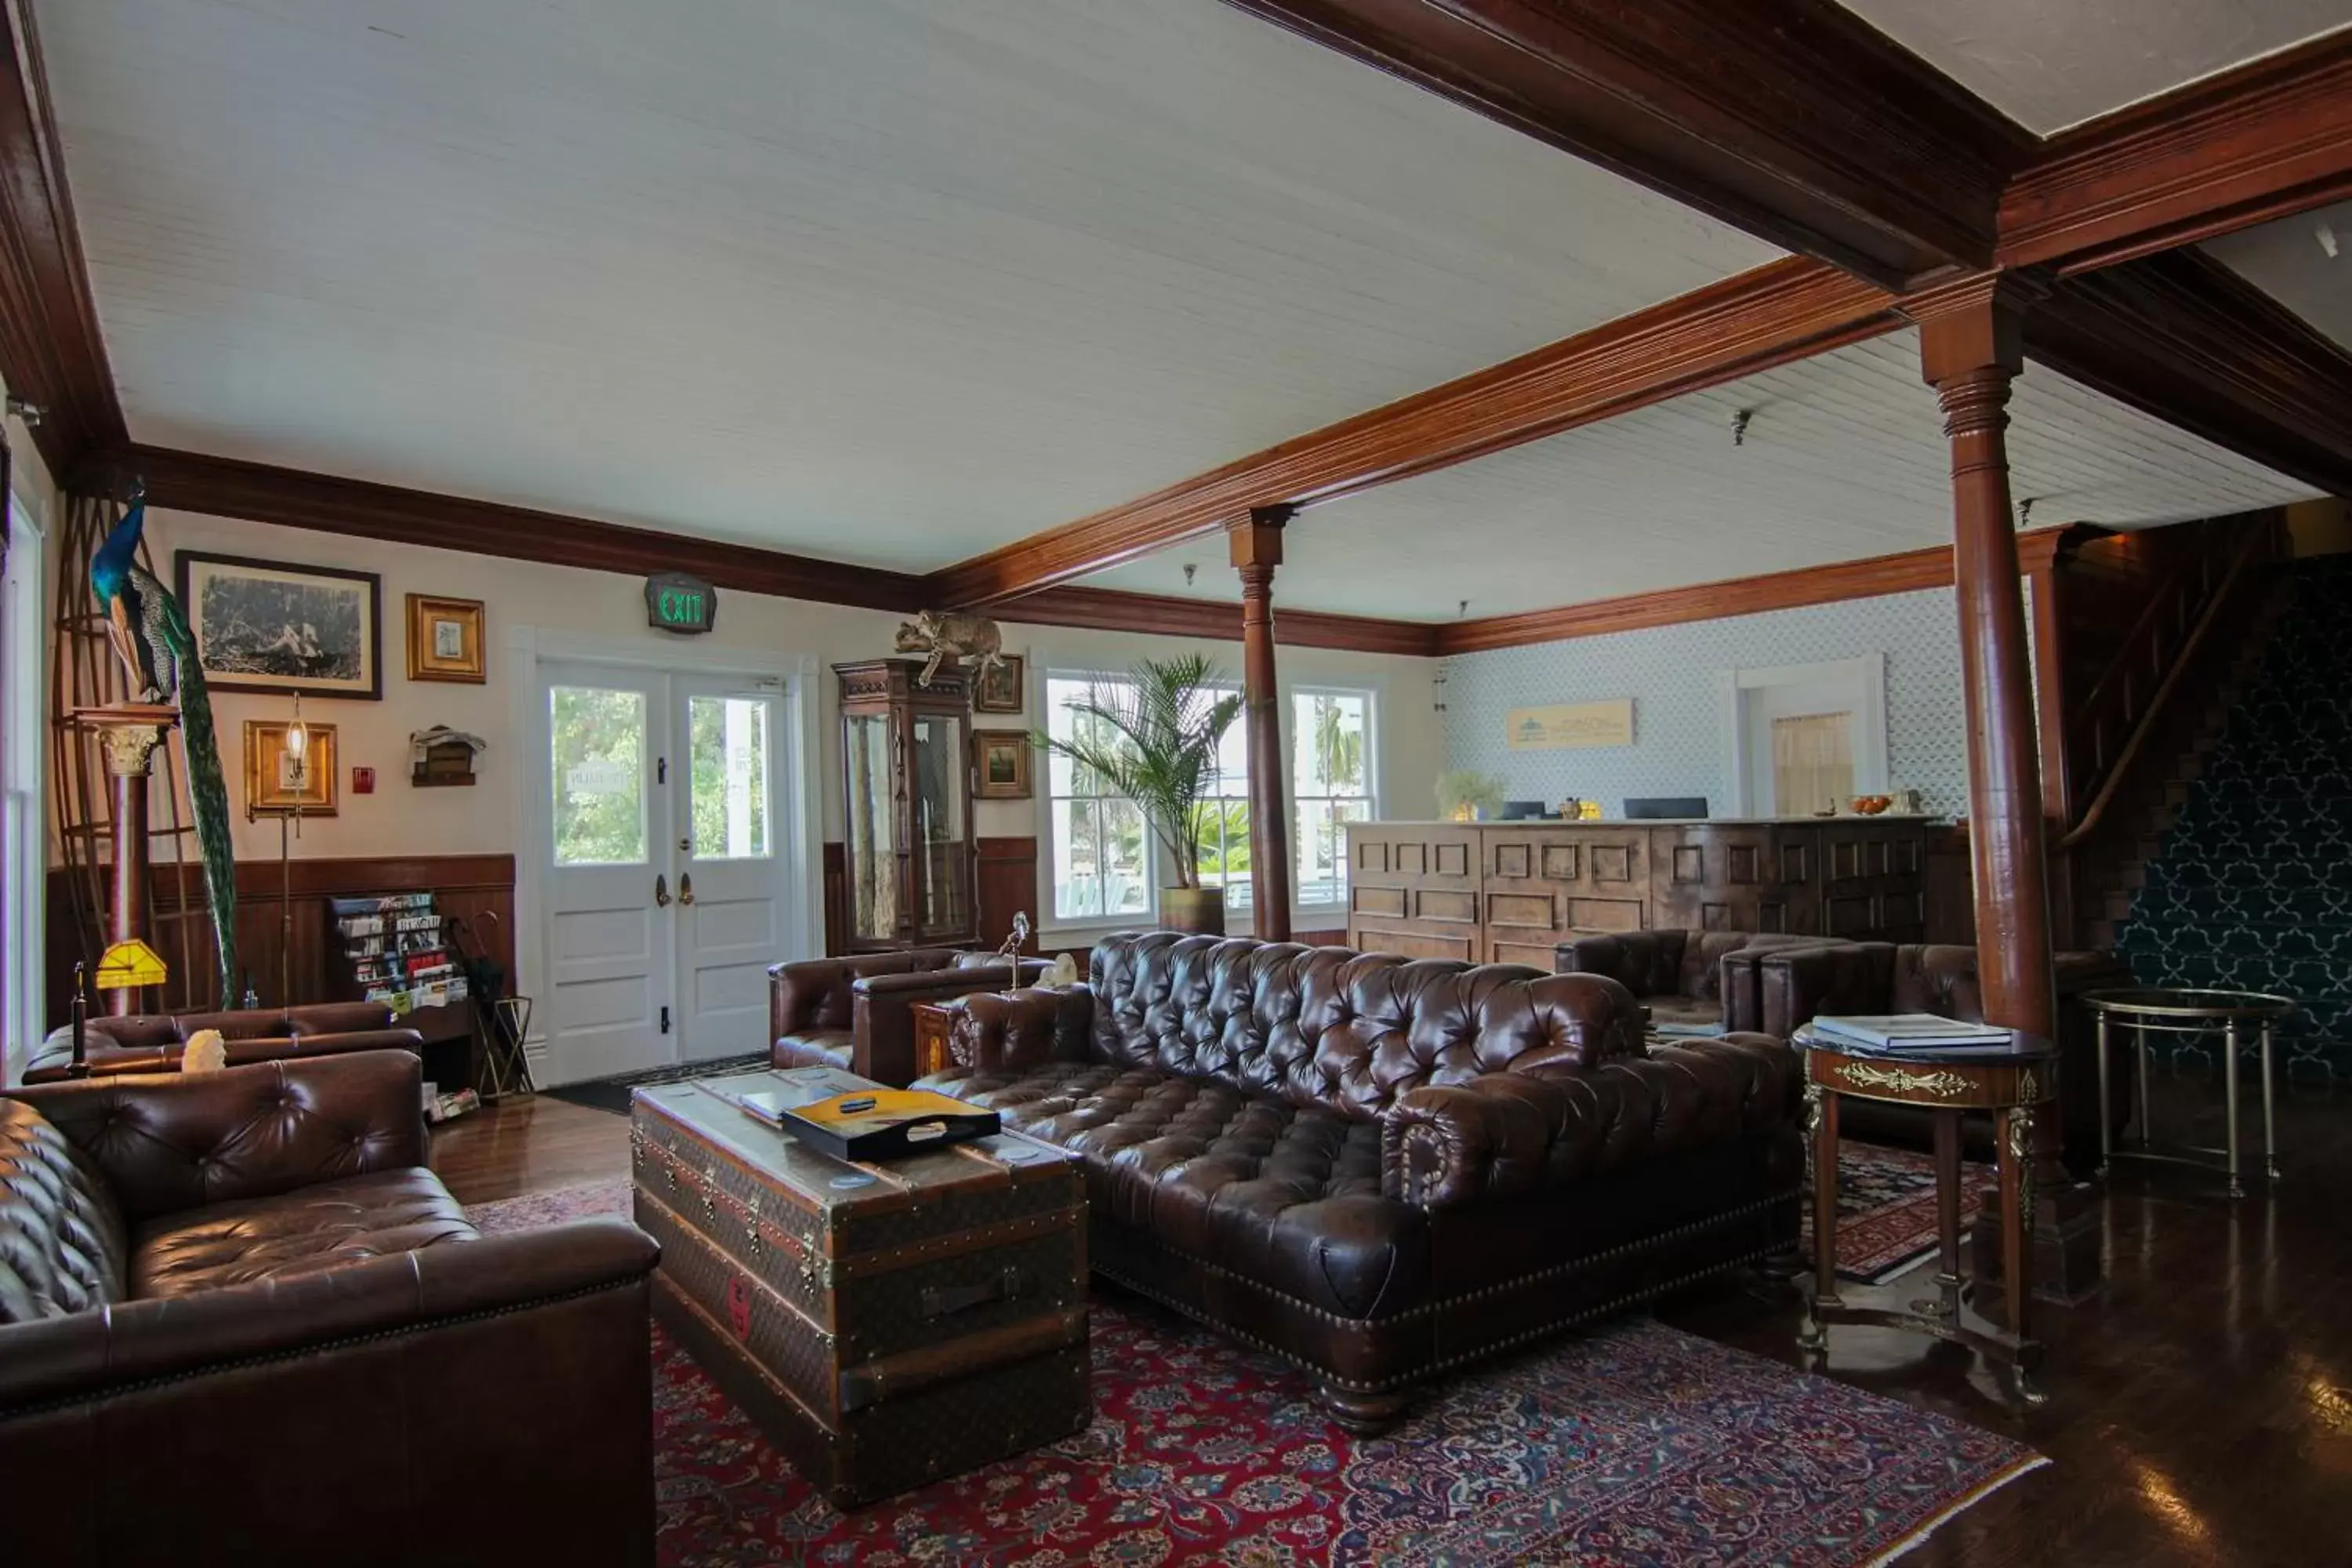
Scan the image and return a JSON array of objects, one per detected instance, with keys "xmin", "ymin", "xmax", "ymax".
[{"xmin": 2055, "ymin": 517, "xmax": 2275, "ymax": 854}]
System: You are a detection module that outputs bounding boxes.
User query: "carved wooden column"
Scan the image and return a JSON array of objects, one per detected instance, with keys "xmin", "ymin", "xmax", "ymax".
[
  {"xmin": 1917, "ymin": 281, "xmax": 2096, "ymax": 1298},
  {"xmin": 85, "ymin": 710, "xmax": 176, "ymax": 1015},
  {"xmin": 1230, "ymin": 506, "xmax": 1293, "ymax": 942}
]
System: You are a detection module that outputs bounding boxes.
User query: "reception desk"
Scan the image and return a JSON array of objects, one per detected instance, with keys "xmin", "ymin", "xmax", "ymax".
[{"xmin": 1343, "ymin": 817, "xmax": 1932, "ymax": 967}]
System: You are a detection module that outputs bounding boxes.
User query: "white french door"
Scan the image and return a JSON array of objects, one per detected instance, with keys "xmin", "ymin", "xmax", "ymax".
[{"xmin": 539, "ymin": 661, "xmax": 787, "ymax": 1083}]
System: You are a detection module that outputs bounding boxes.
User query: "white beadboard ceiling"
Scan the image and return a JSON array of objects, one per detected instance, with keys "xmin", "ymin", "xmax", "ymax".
[
  {"xmin": 42, "ymin": 0, "xmax": 1777, "ymax": 572},
  {"xmin": 1082, "ymin": 331, "xmax": 2321, "ymax": 621},
  {"xmin": 1831, "ymin": 0, "xmax": 2352, "ymax": 134},
  {"xmin": 2203, "ymin": 200, "xmax": 2352, "ymax": 353}
]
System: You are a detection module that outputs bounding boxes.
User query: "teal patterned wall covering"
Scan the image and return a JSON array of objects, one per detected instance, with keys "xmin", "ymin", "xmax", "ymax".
[{"xmin": 2116, "ymin": 554, "xmax": 2352, "ymax": 1080}]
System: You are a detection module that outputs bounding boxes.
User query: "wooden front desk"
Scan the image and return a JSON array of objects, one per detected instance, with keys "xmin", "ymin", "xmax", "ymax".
[{"xmin": 1343, "ymin": 818, "xmax": 1930, "ymax": 965}]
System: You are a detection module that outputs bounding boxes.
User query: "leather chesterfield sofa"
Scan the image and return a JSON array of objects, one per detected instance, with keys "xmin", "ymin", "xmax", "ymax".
[
  {"xmin": 1756, "ymin": 940, "xmax": 2136, "ymax": 1171},
  {"xmin": 0, "ymin": 1051, "xmax": 659, "ymax": 1568},
  {"xmin": 916, "ymin": 932, "xmax": 1803, "ymax": 1431},
  {"xmin": 26, "ymin": 1000, "xmax": 425, "ymax": 1083},
  {"xmin": 769, "ymin": 949, "xmax": 1045, "ymax": 1083},
  {"xmin": 1555, "ymin": 929, "xmax": 1842, "ymax": 1033}
]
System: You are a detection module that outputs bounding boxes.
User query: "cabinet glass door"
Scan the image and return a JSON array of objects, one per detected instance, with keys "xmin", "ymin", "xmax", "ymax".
[
  {"xmin": 911, "ymin": 712, "xmax": 970, "ymax": 938},
  {"xmin": 844, "ymin": 712, "xmax": 898, "ymax": 942}
]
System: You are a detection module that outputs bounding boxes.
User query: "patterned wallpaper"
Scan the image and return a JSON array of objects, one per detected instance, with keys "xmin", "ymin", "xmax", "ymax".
[{"xmin": 1439, "ymin": 586, "xmax": 1980, "ymax": 818}]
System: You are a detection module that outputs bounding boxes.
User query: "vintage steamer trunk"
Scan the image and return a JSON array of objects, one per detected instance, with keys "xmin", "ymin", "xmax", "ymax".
[{"xmin": 630, "ymin": 1072, "xmax": 1090, "ymax": 1507}]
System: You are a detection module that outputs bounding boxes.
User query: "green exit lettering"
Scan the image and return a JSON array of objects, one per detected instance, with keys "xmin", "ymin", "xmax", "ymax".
[{"xmin": 645, "ymin": 572, "xmax": 718, "ymax": 633}]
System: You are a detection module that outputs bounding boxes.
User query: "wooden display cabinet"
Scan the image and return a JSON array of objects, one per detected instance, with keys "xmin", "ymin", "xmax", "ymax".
[{"xmin": 835, "ymin": 659, "xmax": 978, "ymax": 951}]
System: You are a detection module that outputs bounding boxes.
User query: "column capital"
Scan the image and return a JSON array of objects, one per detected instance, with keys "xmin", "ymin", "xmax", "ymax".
[
  {"xmin": 1909, "ymin": 270, "xmax": 2049, "ymax": 385},
  {"xmin": 1227, "ymin": 505, "xmax": 1290, "ymax": 571}
]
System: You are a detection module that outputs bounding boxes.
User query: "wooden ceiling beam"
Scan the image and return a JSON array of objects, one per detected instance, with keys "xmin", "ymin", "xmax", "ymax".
[
  {"xmin": 2001, "ymin": 30, "xmax": 2352, "ymax": 275},
  {"xmin": 927, "ymin": 258, "xmax": 1904, "ymax": 607},
  {"xmin": 0, "ymin": 2, "xmax": 125, "ymax": 477},
  {"xmin": 1212, "ymin": 0, "xmax": 2027, "ymax": 290},
  {"xmin": 1004, "ymin": 583, "xmax": 1439, "ymax": 657},
  {"xmin": 2024, "ymin": 249, "xmax": 2352, "ymax": 500}
]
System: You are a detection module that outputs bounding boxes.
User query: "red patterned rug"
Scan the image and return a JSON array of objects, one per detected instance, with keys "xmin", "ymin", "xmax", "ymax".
[
  {"xmin": 472, "ymin": 1181, "xmax": 2042, "ymax": 1566},
  {"xmin": 1808, "ymin": 1145, "xmax": 1993, "ymax": 1286}
]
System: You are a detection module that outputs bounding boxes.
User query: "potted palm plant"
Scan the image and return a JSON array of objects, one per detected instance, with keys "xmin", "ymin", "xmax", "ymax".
[{"xmin": 1033, "ymin": 654, "xmax": 1246, "ymax": 935}]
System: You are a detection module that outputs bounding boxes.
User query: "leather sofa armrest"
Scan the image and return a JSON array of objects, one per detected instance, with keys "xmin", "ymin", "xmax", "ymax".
[
  {"xmin": 852, "ymin": 966, "xmax": 1042, "ymax": 1085},
  {"xmin": 0, "ymin": 1218, "xmax": 655, "ymax": 1415},
  {"xmin": 1381, "ymin": 1032, "xmax": 1800, "ymax": 1210},
  {"xmin": 1755, "ymin": 942, "xmax": 1896, "ymax": 1039},
  {"xmin": 4, "ymin": 1051, "xmax": 429, "ymax": 1223},
  {"xmin": 1554, "ymin": 933, "xmax": 1632, "ymax": 987},
  {"xmin": 285, "ymin": 1002, "xmax": 405, "ymax": 1036},
  {"xmin": 943, "ymin": 985, "xmax": 1093, "ymax": 1074}
]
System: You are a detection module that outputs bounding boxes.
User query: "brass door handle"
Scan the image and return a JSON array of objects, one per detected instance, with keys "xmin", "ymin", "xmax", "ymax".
[
  {"xmin": 679, "ymin": 872, "xmax": 695, "ymax": 906},
  {"xmin": 654, "ymin": 873, "xmax": 671, "ymax": 907}
]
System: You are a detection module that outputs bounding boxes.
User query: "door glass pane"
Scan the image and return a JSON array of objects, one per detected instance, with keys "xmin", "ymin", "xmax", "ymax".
[
  {"xmin": 550, "ymin": 685, "xmax": 647, "ymax": 865},
  {"xmin": 689, "ymin": 695, "xmax": 770, "ymax": 859},
  {"xmin": 844, "ymin": 713, "xmax": 896, "ymax": 940},
  {"xmin": 913, "ymin": 714, "xmax": 969, "ymax": 933}
]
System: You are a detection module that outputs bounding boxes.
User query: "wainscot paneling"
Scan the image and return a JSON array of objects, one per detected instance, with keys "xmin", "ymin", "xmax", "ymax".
[{"xmin": 45, "ymin": 854, "xmax": 515, "ymax": 1027}]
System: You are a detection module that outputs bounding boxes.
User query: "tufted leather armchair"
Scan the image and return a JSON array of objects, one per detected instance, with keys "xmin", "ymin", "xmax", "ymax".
[
  {"xmin": 25, "ymin": 1000, "xmax": 425, "ymax": 1083},
  {"xmin": 1555, "ymin": 929, "xmax": 1843, "ymax": 1033},
  {"xmin": 768, "ymin": 949, "xmax": 1047, "ymax": 1083},
  {"xmin": 0, "ymin": 1051, "xmax": 659, "ymax": 1567},
  {"xmin": 1755, "ymin": 940, "xmax": 2136, "ymax": 1170},
  {"xmin": 917, "ymin": 931, "xmax": 1803, "ymax": 1431}
]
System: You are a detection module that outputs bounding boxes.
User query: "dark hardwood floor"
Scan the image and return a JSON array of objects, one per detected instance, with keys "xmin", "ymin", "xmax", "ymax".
[{"xmin": 430, "ymin": 1073, "xmax": 2352, "ymax": 1566}]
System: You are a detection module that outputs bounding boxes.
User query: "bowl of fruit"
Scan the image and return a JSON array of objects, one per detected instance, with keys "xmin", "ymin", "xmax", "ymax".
[{"xmin": 1848, "ymin": 794, "xmax": 1892, "ymax": 815}]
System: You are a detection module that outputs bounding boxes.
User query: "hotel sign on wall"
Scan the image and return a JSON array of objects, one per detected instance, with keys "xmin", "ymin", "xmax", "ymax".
[{"xmin": 1507, "ymin": 699, "xmax": 1635, "ymax": 750}]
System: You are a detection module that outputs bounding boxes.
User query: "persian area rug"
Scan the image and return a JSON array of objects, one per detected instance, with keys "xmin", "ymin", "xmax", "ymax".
[
  {"xmin": 473, "ymin": 1181, "xmax": 2042, "ymax": 1567},
  {"xmin": 1808, "ymin": 1143, "xmax": 1992, "ymax": 1286}
]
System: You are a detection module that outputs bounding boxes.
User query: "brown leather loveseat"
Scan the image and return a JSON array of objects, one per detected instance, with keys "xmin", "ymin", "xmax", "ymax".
[
  {"xmin": 1756, "ymin": 940, "xmax": 2136, "ymax": 1171},
  {"xmin": 0, "ymin": 1051, "xmax": 659, "ymax": 1567},
  {"xmin": 769, "ymin": 949, "xmax": 1045, "ymax": 1083},
  {"xmin": 27, "ymin": 1000, "xmax": 425, "ymax": 1083},
  {"xmin": 1555, "ymin": 928, "xmax": 1842, "ymax": 1033},
  {"xmin": 917, "ymin": 932, "xmax": 1802, "ymax": 1430}
]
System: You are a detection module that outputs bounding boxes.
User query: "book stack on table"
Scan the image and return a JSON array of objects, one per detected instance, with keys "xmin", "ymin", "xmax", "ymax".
[{"xmin": 1809, "ymin": 1014, "xmax": 2020, "ymax": 1054}]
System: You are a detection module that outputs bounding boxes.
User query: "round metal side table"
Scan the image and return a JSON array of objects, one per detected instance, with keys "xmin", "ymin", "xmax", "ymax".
[{"xmin": 2081, "ymin": 987, "xmax": 2297, "ymax": 1199}]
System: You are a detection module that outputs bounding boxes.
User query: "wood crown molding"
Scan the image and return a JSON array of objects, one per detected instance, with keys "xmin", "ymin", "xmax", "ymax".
[
  {"xmin": 2001, "ymin": 29, "xmax": 2352, "ymax": 274},
  {"xmin": 1213, "ymin": 0, "xmax": 2028, "ymax": 289},
  {"xmin": 0, "ymin": 2, "xmax": 125, "ymax": 476},
  {"xmin": 1004, "ymin": 584, "xmax": 1437, "ymax": 657},
  {"xmin": 926, "ymin": 258, "xmax": 1904, "ymax": 606},
  {"xmin": 2025, "ymin": 249, "xmax": 2352, "ymax": 499},
  {"xmin": 1435, "ymin": 525, "xmax": 2096, "ymax": 655}
]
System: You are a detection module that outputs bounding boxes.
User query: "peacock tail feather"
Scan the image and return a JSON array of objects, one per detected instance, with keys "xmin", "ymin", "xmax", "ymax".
[{"xmin": 136, "ymin": 564, "xmax": 237, "ymax": 1001}]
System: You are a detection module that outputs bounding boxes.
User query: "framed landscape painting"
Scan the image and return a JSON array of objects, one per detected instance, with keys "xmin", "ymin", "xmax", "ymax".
[{"xmin": 176, "ymin": 551, "xmax": 383, "ymax": 699}]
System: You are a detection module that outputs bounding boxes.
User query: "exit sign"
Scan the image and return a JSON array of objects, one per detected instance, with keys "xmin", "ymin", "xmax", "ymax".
[{"xmin": 645, "ymin": 572, "xmax": 718, "ymax": 634}]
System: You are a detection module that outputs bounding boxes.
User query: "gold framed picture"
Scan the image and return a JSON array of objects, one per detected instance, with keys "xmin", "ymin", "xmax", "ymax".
[
  {"xmin": 244, "ymin": 720, "xmax": 339, "ymax": 815},
  {"xmin": 974, "ymin": 653, "xmax": 1025, "ymax": 714},
  {"xmin": 972, "ymin": 728, "xmax": 1031, "ymax": 800},
  {"xmin": 407, "ymin": 594, "xmax": 487, "ymax": 684}
]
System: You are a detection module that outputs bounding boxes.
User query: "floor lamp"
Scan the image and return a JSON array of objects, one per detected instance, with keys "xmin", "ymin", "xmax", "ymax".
[{"xmin": 245, "ymin": 693, "xmax": 308, "ymax": 1008}]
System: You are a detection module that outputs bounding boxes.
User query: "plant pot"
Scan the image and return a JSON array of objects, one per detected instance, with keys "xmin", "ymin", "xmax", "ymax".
[{"xmin": 1160, "ymin": 886, "xmax": 1227, "ymax": 936}]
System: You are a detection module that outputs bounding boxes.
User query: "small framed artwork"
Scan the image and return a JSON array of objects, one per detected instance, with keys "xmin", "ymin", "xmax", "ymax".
[
  {"xmin": 974, "ymin": 653, "xmax": 1025, "ymax": 715},
  {"xmin": 407, "ymin": 593, "xmax": 487, "ymax": 684},
  {"xmin": 178, "ymin": 551, "xmax": 383, "ymax": 699},
  {"xmin": 243, "ymin": 720, "xmax": 339, "ymax": 815},
  {"xmin": 972, "ymin": 728, "xmax": 1032, "ymax": 800}
]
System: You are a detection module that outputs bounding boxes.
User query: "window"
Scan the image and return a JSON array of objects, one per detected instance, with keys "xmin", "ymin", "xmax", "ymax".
[
  {"xmin": 1195, "ymin": 687, "xmax": 1250, "ymax": 913},
  {"xmin": 1294, "ymin": 688, "xmax": 1374, "ymax": 906},
  {"xmin": 1044, "ymin": 673, "xmax": 1150, "ymax": 924},
  {"xmin": 688, "ymin": 694, "xmax": 770, "ymax": 858},
  {"xmin": 549, "ymin": 684, "xmax": 648, "ymax": 866},
  {"xmin": 3, "ymin": 495, "xmax": 43, "ymax": 1078}
]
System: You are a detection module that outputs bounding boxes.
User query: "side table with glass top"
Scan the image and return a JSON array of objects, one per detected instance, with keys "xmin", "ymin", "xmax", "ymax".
[
  {"xmin": 1791, "ymin": 1021, "xmax": 2054, "ymax": 1408},
  {"xmin": 2082, "ymin": 987, "xmax": 2297, "ymax": 1198}
]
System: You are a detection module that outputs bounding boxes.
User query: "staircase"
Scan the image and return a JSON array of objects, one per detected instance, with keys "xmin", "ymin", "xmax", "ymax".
[{"xmin": 2112, "ymin": 552, "xmax": 2352, "ymax": 1080}]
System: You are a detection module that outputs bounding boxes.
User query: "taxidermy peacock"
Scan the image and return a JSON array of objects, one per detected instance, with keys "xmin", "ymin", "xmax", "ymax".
[{"xmin": 90, "ymin": 496, "xmax": 237, "ymax": 1000}]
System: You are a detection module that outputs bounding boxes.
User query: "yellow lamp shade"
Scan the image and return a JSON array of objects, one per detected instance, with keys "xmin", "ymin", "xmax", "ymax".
[{"xmin": 95, "ymin": 938, "xmax": 169, "ymax": 991}]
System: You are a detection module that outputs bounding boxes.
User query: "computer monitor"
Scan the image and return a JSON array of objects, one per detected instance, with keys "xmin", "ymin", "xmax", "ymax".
[{"xmin": 1624, "ymin": 797, "xmax": 1708, "ymax": 820}]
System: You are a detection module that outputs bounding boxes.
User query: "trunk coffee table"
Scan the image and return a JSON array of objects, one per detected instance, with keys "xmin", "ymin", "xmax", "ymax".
[{"xmin": 630, "ymin": 1065, "xmax": 1090, "ymax": 1508}]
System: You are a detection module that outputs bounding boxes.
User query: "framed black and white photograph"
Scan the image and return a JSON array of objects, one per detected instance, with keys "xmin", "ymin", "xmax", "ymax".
[{"xmin": 176, "ymin": 551, "xmax": 383, "ymax": 699}]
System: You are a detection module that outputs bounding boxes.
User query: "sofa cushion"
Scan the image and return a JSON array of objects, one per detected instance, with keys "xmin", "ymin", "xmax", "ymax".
[
  {"xmin": 931, "ymin": 1061, "xmax": 1428, "ymax": 1319},
  {"xmin": 772, "ymin": 1029, "xmax": 855, "ymax": 1071},
  {"xmin": 131, "ymin": 1168, "xmax": 477, "ymax": 1300},
  {"xmin": 0, "ymin": 1099, "xmax": 129, "ymax": 1323}
]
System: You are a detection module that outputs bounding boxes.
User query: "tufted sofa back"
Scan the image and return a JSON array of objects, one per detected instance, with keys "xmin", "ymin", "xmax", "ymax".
[
  {"xmin": 0, "ymin": 1100, "xmax": 129, "ymax": 1324},
  {"xmin": 1085, "ymin": 931, "xmax": 1646, "ymax": 1120},
  {"xmin": 71, "ymin": 1002, "xmax": 404, "ymax": 1051}
]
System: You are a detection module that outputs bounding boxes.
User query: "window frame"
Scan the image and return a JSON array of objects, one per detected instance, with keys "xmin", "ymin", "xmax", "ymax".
[
  {"xmin": 1036, "ymin": 666, "xmax": 1160, "ymax": 937},
  {"xmin": 1290, "ymin": 684, "xmax": 1378, "ymax": 912}
]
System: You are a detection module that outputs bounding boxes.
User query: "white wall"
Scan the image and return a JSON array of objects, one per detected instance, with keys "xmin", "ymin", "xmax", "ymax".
[
  {"xmin": 1439, "ymin": 586, "xmax": 1976, "ymax": 818},
  {"xmin": 140, "ymin": 507, "xmax": 1439, "ymax": 925},
  {"xmin": 3, "ymin": 394, "xmax": 58, "ymax": 1081}
]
